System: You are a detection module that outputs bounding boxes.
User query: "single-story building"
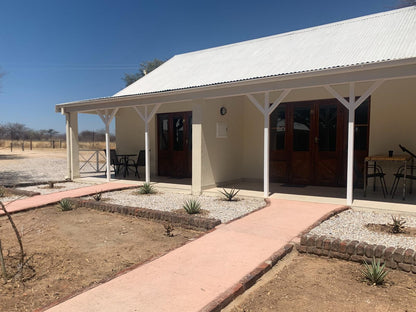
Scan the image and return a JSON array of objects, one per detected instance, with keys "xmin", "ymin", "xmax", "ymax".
[{"xmin": 56, "ymin": 7, "xmax": 416, "ymax": 206}]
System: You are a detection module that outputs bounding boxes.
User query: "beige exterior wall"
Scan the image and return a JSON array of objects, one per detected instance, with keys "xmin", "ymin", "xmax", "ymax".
[{"xmin": 115, "ymin": 77, "xmax": 416, "ymax": 187}]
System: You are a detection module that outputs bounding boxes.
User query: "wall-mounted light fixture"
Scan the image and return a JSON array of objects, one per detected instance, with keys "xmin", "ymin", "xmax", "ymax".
[{"xmin": 220, "ymin": 106, "xmax": 227, "ymax": 116}]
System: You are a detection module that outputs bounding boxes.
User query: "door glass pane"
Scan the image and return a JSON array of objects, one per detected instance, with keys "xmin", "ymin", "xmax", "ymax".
[
  {"xmin": 158, "ymin": 117, "xmax": 169, "ymax": 150},
  {"xmin": 270, "ymin": 106, "xmax": 285, "ymax": 150},
  {"xmin": 319, "ymin": 105, "xmax": 337, "ymax": 151},
  {"xmin": 173, "ymin": 117, "xmax": 184, "ymax": 151},
  {"xmin": 293, "ymin": 107, "xmax": 310, "ymax": 151}
]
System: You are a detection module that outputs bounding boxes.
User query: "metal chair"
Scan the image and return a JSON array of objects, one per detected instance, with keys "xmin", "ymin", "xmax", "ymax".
[
  {"xmin": 127, "ymin": 150, "xmax": 145, "ymax": 178},
  {"xmin": 390, "ymin": 145, "xmax": 416, "ymax": 198},
  {"xmin": 109, "ymin": 149, "xmax": 124, "ymax": 176},
  {"xmin": 364, "ymin": 163, "xmax": 388, "ymax": 198}
]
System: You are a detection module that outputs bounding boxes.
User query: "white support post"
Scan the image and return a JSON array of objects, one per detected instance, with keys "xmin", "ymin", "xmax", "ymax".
[
  {"xmin": 247, "ymin": 90, "xmax": 291, "ymax": 197},
  {"xmin": 133, "ymin": 104, "xmax": 161, "ymax": 183},
  {"xmin": 346, "ymin": 83, "xmax": 355, "ymax": 206},
  {"xmin": 325, "ymin": 80, "xmax": 384, "ymax": 206},
  {"xmin": 97, "ymin": 108, "xmax": 118, "ymax": 181},
  {"xmin": 64, "ymin": 112, "xmax": 71, "ymax": 180},
  {"xmin": 144, "ymin": 106, "xmax": 150, "ymax": 183}
]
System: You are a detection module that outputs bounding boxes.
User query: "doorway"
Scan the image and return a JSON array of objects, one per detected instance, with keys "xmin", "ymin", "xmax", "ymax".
[
  {"xmin": 270, "ymin": 98, "xmax": 369, "ymax": 186},
  {"xmin": 157, "ymin": 111, "xmax": 192, "ymax": 178}
]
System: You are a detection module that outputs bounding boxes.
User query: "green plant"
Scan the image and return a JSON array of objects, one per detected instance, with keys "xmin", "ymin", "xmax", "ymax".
[
  {"xmin": 390, "ymin": 215, "xmax": 406, "ymax": 233},
  {"xmin": 0, "ymin": 187, "xmax": 5, "ymax": 198},
  {"xmin": 163, "ymin": 223, "xmax": 175, "ymax": 237},
  {"xmin": 138, "ymin": 182, "xmax": 156, "ymax": 194},
  {"xmin": 361, "ymin": 257, "xmax": 389, "ymax": 285},
  {"xmin": 183, "ymin": 199, "xmax": 201, "ymax": 214},
  {"xmin": 93, "ymin": 192, "xmax": 102, "ymax": 201},
  {"xmin": 219, "ymin": 188, "xmax": 240, "ymax": 201},
  {"xmin": 58, "ymin": 199, "xmax": 73, "ymax": 211}
]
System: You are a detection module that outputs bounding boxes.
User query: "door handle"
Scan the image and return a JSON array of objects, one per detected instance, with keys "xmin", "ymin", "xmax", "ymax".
[{"xmin": 314, "ymin": 137, "xmax": 319, "ymax": 144}]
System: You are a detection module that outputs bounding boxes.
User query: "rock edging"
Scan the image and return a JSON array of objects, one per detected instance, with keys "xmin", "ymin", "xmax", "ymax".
[
  {"xmin": 298, "ymin": 235, "xmax": 416, "ymax": 273},
  {"xmin": 66, "ymin": 198, "xmax": 221, "ymax": 231}
]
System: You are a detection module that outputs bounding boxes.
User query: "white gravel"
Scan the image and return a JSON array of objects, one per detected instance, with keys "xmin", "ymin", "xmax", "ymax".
[
  {"xmin": 309, "ymin": 210, "xmax": 416, "ymax": 250},
  {"xmin": 90, "ymin": 189, "xmax": 266, "ymax": 223}
]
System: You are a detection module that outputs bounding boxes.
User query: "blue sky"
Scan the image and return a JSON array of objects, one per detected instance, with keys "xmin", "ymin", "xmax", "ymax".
[{"xmin": 0, "ymin": 0, "xmax": 397, "ymax": 133}]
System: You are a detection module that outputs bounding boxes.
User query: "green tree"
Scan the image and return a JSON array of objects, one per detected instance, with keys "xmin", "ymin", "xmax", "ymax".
[
  {"xmin": 396, "ymin": 0, "xmax": 416, "ymax": 7},
  {"xmin": 122, "ymin": 58, "xmax": 165, "ymax": 86}
]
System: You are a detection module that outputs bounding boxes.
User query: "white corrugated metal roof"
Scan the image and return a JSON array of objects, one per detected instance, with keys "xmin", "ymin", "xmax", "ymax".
[{"xmin": 115, "ymin": 7, "xmax": 416, "ymax": 97}]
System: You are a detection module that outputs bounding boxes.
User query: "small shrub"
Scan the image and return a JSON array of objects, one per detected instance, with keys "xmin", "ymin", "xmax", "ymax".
[
  {"xmin": 138, "ymin": 182, "xmax": 156, "ymax": 194},
  {"xmin": 390, "ymin": 215, "xmax": 406, "ymax": 233},
  {"xmin": 361, "ymin": 257, "xmax": 389, "ymax": 285},
  {"xmin": 219, "ymin": 188, "xmax": 240, "ymax": 201},
  {"xmin": 93, "ymin": 192, "xmax": 102, "ymax": 201},
  {"xmin": 0, "ymin": 187, "xmax": 5, "ymax": 198},
  {"xmin": 163, "ymin": 223, "xmax": 175, "ymax": 237},
  {"xmin": 183, "ymin": 199, "xmax": 201, "ymax": 214},
  {"xmin": 58, "ymin": 199, "xmax": 73, "ymax": 211}
]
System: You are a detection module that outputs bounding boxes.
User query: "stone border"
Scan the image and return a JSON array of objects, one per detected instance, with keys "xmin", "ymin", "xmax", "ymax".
[
  {"xmin": 298, "ymin": 235, "xmax": 416, "ymax": 273},
  {"xmin": 1, "ymin": 179, "xmax": 70, "ymax": 189},
  {"xmin": 3, "ymin": 188, "xmax": 40, "ymax": 197},
  {"xmin": 200, "ymin": 244, "xmax": 294, "ymax": 312},
  {"xmin": 66, "ymin": 198, "xmax": 221, "ymax": 231}
]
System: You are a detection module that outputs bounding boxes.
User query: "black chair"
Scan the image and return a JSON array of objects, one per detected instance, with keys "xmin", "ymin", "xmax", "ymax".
[
  {"xmin": 364, "ymin": 163, "xmax": 388, "ymax": 198},
  {"xmin": 127, "ymin": 150, "xmax": 145, "ymax": 178},
  {"xmin": 110, "ymin": 149, "xmax": 124, "ymax": 176},
  {"xmin": 390, "ymin": 145, "xmax": 416, "ymax": 198}
]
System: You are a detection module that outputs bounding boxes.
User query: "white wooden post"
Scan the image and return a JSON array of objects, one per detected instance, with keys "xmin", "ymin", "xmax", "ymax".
[
  {"xmin": 247, "ymin": 89, "xmax": 291, "ymax": 197},
  {"xmin": 64, "ymin": 112, "xmax": 71, "ymax": 180},
  {"xmin": 325, "ymin": 80, "xmax": 384, "ymax": 206},
  {"xmin": 97, "ymin": 109, "xmax": 118, "ymax": 182},
  {"xmin": 134, "ymin": 104, "xmax": 161, "ymax": 183}
]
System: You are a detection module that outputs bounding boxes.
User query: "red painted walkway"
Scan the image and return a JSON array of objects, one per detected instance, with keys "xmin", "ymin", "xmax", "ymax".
[
  {"xmin": 42, "ymin": 198, "xmax": 346, "ymax": 312},
  {"xmin": 1, "ymin": 182, "xmax": 133, "ymax": 215}
]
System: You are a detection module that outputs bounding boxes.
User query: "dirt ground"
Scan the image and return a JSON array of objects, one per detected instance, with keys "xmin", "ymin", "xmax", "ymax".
[
  {"xmin": 0, "ymin": 205, "xmax": 202, "ymax": 312},
  {"xmin": 225, "ymin": 252, "xmax": 416, "ymax": 312}
]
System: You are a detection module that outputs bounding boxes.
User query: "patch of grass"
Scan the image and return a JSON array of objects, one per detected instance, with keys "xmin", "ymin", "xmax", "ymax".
[
  {"xmin": 58, "ymin": 199, "xmax": 73, "ymax": 211},
  {"xmin": 0, "ymin": 187, "xmax": 5, "ymax": 198},
  {"xmin": 361, "ymin": 257, "xmax": 389, "ymax": 285},
  {"xmin": 219, "ymin": 188, "xmax": 240, "ymax": 201},
  {"xmin": 183, "ymin": 199, "xmax": 201, "ymax": 214},
  {"xmin": 138, "ymin": 182, "xmax": 156, "ymax": 195},
  {"xmin": 390, "ymin": 215, "xmax": 406, "ymax": 234}
]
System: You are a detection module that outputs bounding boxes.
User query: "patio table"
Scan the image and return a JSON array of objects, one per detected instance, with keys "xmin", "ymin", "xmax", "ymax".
[
  {"xmin": 117, "ymin": 154, "xmax": 137, "ymax": 177},
  {"xmin": 364, "ymin": 154, "xmax": 413, "ymax": 200}
]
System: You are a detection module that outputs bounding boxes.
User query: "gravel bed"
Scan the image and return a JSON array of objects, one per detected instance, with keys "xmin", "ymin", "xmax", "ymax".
[
  {"xmin": 90, "ymin": 189, "xmax": 266, "ymax": 223},
  {"xmin": 18, "ymin": 182, "xmax": 96, "ymax": 195},
  {"xmin": 309, "ymin": 209, "xmax": 416, "ymax": 250}
]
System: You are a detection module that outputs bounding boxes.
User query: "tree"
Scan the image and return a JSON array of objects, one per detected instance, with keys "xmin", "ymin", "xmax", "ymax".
[
  {"xmin": 396, "ymin": 0, "xmax": 416, "ymax": 7},
  {"xmin": 122, "ymin": 58, "xmax": 165, "ymax": 86}
]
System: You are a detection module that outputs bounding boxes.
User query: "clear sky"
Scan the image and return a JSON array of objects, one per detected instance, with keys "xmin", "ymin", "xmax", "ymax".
[{"xmin": 0, "ymin": 0, "xmax": 398, "ymax": 133}]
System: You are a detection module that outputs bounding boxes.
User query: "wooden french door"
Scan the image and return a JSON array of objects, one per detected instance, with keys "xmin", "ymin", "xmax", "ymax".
[
  {"xmin": 157, "ymin": 112, "xmax": 192, "ymax": 178},
  {"xmin": 270, "ymin": 99, "xmax": 348, "ymax": 186}
]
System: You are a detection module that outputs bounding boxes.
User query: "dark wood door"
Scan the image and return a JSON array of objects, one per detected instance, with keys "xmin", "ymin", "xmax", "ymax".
[
  {"xmin": 157, "ymin": 112, "xmax": 192, "ymax": 178},
  {"xmin": 270, "ymin": 100, "xmax": 348, "ymax": 186}
]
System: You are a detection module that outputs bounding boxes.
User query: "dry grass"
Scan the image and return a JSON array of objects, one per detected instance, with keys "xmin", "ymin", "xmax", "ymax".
[{"xmin": 0, "ymin": 140, "xmax": 115, "ymax": 150}]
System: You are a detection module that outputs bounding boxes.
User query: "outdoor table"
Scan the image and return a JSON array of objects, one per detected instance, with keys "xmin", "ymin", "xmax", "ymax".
[
  {"xmin": 364, "ymin": 154, "xmax": 413, "ymax": 200},
  {"xmin": 117, "ymin": 154, "xmax": 137, "ymax": 177}
]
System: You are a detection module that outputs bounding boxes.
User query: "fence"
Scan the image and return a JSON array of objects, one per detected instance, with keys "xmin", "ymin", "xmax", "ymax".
[
  {"xmin": 79, "ymin": 149, "xmax": 107, "ymax": 173},
  {"xmin": 0, "ymin": 140, "xmax": 66, "ymax": 151}
]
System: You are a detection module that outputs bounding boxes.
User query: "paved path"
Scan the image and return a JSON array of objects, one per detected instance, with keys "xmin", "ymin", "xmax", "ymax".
[
  {"xmin": 43, "ymin": 198, "xmax": 346, "ymax": 312},
  {"xmin": 1, "ymin": 182, "xmax": 134, "ymax": 215}
]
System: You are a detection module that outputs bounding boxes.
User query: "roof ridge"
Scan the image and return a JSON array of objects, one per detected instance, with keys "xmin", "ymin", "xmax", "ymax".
[{"xmin": 176, "ymin": 7, "xmax": 415, "ymax": 57}]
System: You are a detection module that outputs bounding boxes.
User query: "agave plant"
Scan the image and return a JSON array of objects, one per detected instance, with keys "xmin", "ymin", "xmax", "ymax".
[
  {"xmin": 390, "ymin": 215, "xmax": 406, "ymax": 234},
  {"xmin": 219, "ymin": 188, "xmax": 240, "ymax": 201},
  {"xmin": 361, "ymin": 257, "xmax": 389, "ymax": 285},
  {"xmin": 183, "ymin": 199, "xmax": 201, "ymax": 214},
  {"xmin": 58, "ymin": 199, "xmax": 73, "ymax": 211},
  {"xmin": 93, "ymin": 192, "xmax": 102, "ymax": 201},
  {"xmin": 138, "ymin": 182, "xmax": 156, "ymax": 194}
]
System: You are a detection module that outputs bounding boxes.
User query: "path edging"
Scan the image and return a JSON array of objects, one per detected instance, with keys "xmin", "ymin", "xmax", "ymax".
[
  {"xmin": 298, "ymin": 235, "xmax": 416, "ymax": 273},
  {"xmin": 67, "ymin": 198, "xmax": 221, "ymax": 230}
]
